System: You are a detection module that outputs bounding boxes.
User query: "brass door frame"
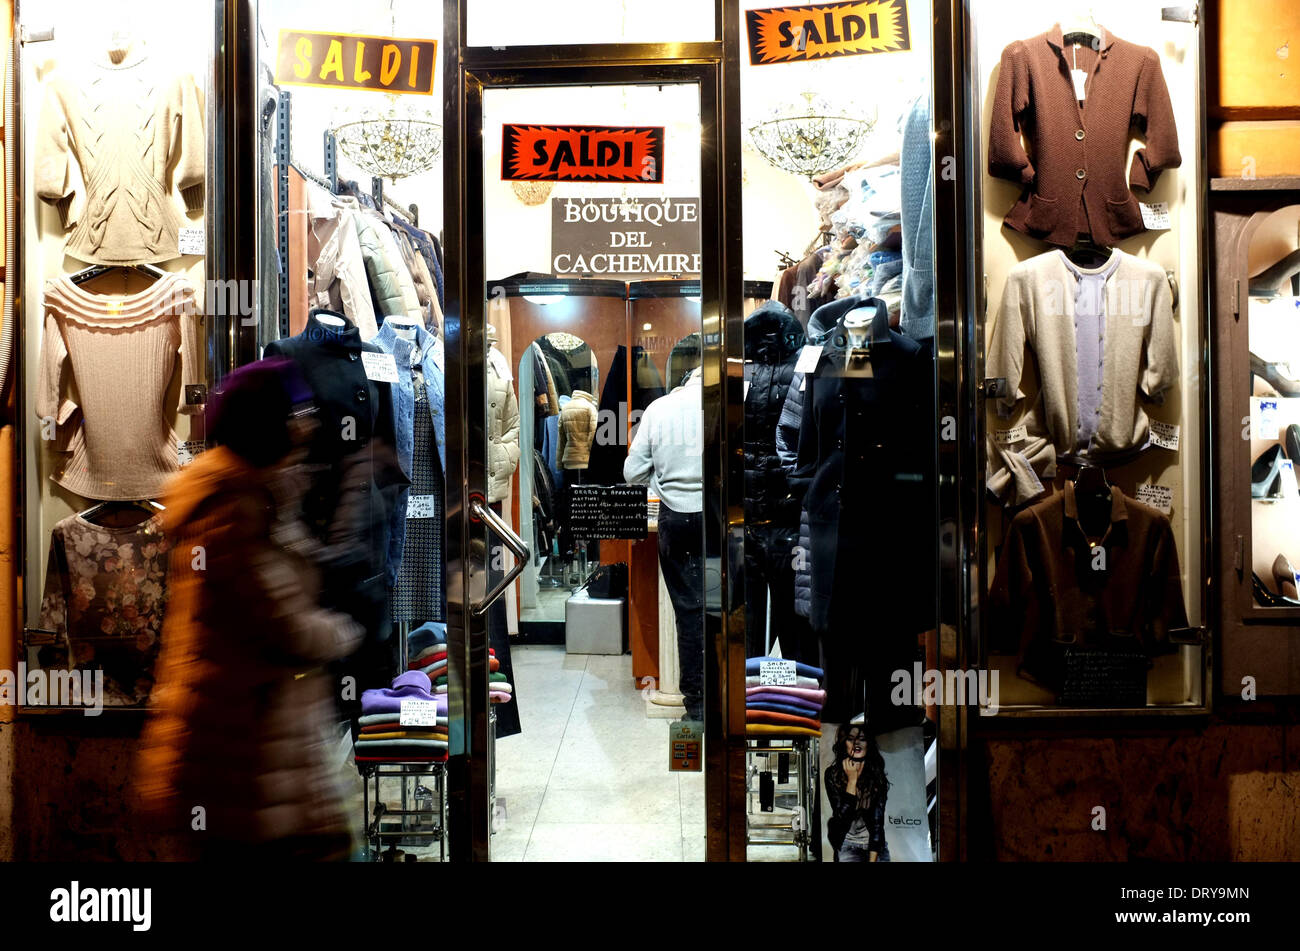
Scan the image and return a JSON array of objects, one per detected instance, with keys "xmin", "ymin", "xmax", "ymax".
[{"xmin": 441, "ymin": 0, "xmax": 748, "ymax": 861}]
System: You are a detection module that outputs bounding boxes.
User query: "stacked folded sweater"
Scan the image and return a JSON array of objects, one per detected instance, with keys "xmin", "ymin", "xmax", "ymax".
[
  {"xmin": 405, "ymin": 621, "xmax": 514, "ymax": 705},
  {"xmin": 744, "ymin": 656, "xmax": 826, "ymax": 738},
  {"xmin": 356, "ymin": 670, "xmax": 450, "ymax": 762}
]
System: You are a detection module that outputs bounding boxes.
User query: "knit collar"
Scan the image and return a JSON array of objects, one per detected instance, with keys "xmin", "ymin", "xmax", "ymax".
[
  {"xmin": 1061, "ymin": 480, "xmax": 1129, "ymax": 553},
  {"xmin": 1046, "ymin": 23, "xmax": 1114, "ymax": 55},
  {"xmin": 1057, "ymin": 247, "xmax": 1123, "ymax": 282},
  {"xmin": 49, "ymin": 273, "xmax": 193, "ymax": 328}
]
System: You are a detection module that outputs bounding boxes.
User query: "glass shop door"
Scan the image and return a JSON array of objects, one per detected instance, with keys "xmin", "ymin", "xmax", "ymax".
[{"xmin": 446, "ymin": 68, "xmax": 719, "ymax": 861}]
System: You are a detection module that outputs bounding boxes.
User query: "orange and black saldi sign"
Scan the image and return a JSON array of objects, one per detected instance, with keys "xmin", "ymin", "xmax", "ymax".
[
  {"xmin": 276, "ymin": 30, "xmax": 437, "ymax": 95},
  {"xmin": 502, "ymin": 125, "xmax": 666, "ymax": 183},
  {"xmin": 745, "ymin": 0, "xmax": 910, "ymax": 65}
]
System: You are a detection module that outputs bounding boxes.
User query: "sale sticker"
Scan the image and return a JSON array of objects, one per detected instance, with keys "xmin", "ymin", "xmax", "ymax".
[
  {"xmin": 745, "ymin": 0, "xmax": 911, "ymax": 66},
  {"xmin": 502, "ymin": 125, "xmax": 665, "ymax": 183}
]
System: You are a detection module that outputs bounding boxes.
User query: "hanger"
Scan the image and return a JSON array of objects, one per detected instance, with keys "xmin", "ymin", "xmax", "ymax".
[
  {"xmin": 1061, "ymin": 8, "xmax": 1101, "ymax": 46},
  {"xmin": 70, "ymin": 263, "xmax": 166, "ymax": 286},
  {"xmin": 776, "ymin": 249, "xmax": 797, "ymax": 270},
  {"xmin": 1064, "ymin": 234, "xmax": 1112, "ymax": 269},
  {"xmin": 79, "ymin": 499, "xmax": 165, "ymax": 525}
]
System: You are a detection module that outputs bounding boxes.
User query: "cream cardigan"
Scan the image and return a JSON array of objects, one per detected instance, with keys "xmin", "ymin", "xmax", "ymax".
[{"xmin": 986, "ymin": 249, "xmax": 1179, "ymax": 504}]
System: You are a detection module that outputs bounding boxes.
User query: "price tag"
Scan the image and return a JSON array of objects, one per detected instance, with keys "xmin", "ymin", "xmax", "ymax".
[
  {"xmin": 406, "ymin": 494, "xmax": 436, "ymax": 519},
  {"xmin": 399, "ymin": 698, "xmax": 440, "ymax": 727},
  {"xmin": 759, "ymin": 660, "xmax": 798, "ymax": 687},
  {"xmin": 994, "ymin": 423, "xmax": 1028, "ymax": 446},
  {"xmin": 1258, "ymin": 398, "xmax": 1280, "ymax": 441},
  {"xmin": 361, "ymin": 350, "xmax": 400, "ymax": 383},
  {"xmin": 1140, "ymin": 202, "xmax": 1171, "ymax": 231},
  {"xmin": 743, "ymin": 380, "xmax": 751, "ymax": 400},
  {"xmin": 1136, "ymin": 482, "xmax": 1173, "ymax": 514},
  {"xmin": 1071, "ymin": 68, "xmax": 1088, "ymax": 101},
  {"xmin": 794, "ymin": 345, "xmax": 823, "ymax": 374},
  {"xmin": 178, "ymin": 439, "xmax": 206, "ymax": 466},
  {"xmin": 178, "ymin": 227, "xmax": 206, "ymax": 255},
  {"xmin": 1150, "ymin": 419, "xmax": 1180, "ymax": 451}
]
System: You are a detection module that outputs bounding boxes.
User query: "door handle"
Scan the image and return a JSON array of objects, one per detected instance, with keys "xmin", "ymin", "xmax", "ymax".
[{"xmin": 471, "ymin": 499, "xmax": 530, "ymax": 615}]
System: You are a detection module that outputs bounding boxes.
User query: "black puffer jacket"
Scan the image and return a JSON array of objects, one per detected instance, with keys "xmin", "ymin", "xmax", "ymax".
[{"xmin": 744, "ymin": 302, "xmax": 806, "ymax": 524}]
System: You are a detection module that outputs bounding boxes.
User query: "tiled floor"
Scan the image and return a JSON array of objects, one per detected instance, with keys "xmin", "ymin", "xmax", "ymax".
[{"xmin": 492, "ymin": 645, "xmax": 708, "ymax": 862}]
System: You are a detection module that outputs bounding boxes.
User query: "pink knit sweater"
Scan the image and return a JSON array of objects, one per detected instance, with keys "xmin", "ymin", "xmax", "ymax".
[{"xmin": 37, "ymin": 274, "xmax": 203, "ymax": 501}]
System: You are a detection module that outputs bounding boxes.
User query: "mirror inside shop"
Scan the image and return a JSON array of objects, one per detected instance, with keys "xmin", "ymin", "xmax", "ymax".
[{"xmin": 16, "ymin": 0, "xmax": 942, "ymax": 862}]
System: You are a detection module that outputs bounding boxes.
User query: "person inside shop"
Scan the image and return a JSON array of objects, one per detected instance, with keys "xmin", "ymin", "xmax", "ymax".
[
  {"xmin": 136, "ymin": 359, "xmax": 366, "ymax": 861},
  {"xmin": 624, "ymin": 367, "xmax": 705, "ymax": 722},
  {"xmin": 824, "ymin": 723, "xmax": 890, "ymax": 862}
]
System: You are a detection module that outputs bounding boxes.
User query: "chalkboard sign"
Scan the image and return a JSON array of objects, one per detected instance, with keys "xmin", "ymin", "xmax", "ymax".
[
  {"xmin": 569, "ymin": 485, "xmax": 648, "ymax": 541},
  {"xmin": 1059, "ymin": 646, "xmax": 1149, "ymax": 707}
]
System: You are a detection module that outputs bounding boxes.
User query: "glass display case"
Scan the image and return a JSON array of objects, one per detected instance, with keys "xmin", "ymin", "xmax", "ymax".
[
  {"xmin": 968, "ymin": 0, "xmax": 1210, "ymax": 715},
  {"xmin": 15, "ymin": 0, "xmax": 218, "ymax": 710}
]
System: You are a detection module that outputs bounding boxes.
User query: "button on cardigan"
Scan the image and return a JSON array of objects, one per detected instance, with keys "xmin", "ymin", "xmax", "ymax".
[
  {"xmin": 986, "ymin": 249, "xmax": 1179, "ymax": 505},
  {"xmin": 988, "ymin": 24, "xmax": 1181, "ymax": 247}
]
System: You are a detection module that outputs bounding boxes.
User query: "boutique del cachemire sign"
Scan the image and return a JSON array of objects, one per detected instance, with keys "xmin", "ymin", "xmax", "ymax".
[
  {"xmin": 746, "ymin": 0, "xmax": 910, "ymax": 65},
  {"xmin": 503, "ymin": 125, "xmax": 665, "ymax": 183},
  {"xmin": 551, "ymin": 198, "xmax": 701, "ymax": 277},
  {"xmin": 276, "ymin": 30, "xmax": 437, "ymax": 95}
]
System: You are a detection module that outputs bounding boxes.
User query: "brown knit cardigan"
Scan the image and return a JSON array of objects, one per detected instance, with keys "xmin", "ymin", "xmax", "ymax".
[{"xmin": 988, "ymin": 24, "xmax": 1181, "ymax": 247}]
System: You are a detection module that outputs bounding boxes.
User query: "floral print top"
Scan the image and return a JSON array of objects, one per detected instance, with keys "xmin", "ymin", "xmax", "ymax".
[{"xmin": 37, "ymin": 511, "xmax": 171, "ymax": 706}]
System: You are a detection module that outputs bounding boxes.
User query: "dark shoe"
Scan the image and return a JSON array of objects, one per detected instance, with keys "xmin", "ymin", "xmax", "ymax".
[
  {"xmin": 1253, "ymin": 571, "xmax": 1300, "ymax": 607},
  {"xmin": 1251, "ymin": 444, "xmax": 1286, "ymax": 498},
  {"xmin": 1250, "ymin": 353, "xmax": 1300, "ymax": 398},
  {"xmin": 1273, "ymin": 553, "xmax": 1299, "ymax": 601},
  {"xmin": 1286, "ymin": 424, "xmax": 1300, "ymax": 472}
]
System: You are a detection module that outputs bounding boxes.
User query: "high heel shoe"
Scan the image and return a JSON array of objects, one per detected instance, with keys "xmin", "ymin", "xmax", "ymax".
[
  {"xmin": 1249, "ymin": 352, "xmax": 1300, "ymax": 398},
  {"xmin": 1251, "ymin": 444, "xmax": 1286, "ymax": 498},
  {"xmin": 1252, "ymin": 572, "xmax": 1300, "ymax": 607},
  {"xmin": 1273, "ymin": 553, "xmax": 1300, "ymax": 601}
]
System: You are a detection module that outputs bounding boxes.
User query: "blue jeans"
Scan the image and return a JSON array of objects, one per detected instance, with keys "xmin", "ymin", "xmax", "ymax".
[{"xmin": 837, "ymin": 842, "xmax": 890, "ymax": 862}]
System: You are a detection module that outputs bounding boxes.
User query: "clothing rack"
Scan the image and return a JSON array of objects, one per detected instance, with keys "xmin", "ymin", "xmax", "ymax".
[{"xmin": 370, "ymin": 176, "xmax": 421, "ymax": 227}]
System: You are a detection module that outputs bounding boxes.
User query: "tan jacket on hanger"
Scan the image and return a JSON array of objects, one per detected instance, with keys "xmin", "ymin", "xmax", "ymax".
[
  {"xmin": 558, "ymin": 390, "xmax": 598, "ymax": 470},
  {"xmin": 304, "ymin": 185, "xmax": 378, "ymax": 339},
  {"xmin": 487, "ymin": 327, "xmax": 522, "ymax": 503}
]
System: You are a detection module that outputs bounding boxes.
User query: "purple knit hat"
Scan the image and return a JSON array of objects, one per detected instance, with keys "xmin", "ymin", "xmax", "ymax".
[{"xmin": 206, "ymin": 357, "xmax": 315, "ymax": 467}]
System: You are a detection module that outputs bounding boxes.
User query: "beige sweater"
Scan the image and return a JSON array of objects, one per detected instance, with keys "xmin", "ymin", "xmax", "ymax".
[
  {"xmin": 986, "ymin": 249, "xmax": 1179, "ymax": 504},
  {"xmin": 35, "ymin": 45, "xmax": 205, "ymax": 265},
  {"xmin": 38, "ymin": 274, "xmax": 204, "ymax": 500}
]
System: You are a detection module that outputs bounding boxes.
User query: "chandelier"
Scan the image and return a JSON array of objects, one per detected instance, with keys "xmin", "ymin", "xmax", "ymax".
[
  {"xmin": 747, "ymin": 92, "xmax": 877, "ymax": 180},
  {"xmin": 511, "ymin": 180, "xmax": 556, "ymax": 206},
  {"xmin": 333, "ymin": 93, "xmax": 443, "ymax": 181}
]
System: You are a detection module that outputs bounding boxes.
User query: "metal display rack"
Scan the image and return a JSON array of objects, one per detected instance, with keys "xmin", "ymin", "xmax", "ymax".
[{"xmin": 745, "ymin": 735, "xmax": 821, "ymax": 861}]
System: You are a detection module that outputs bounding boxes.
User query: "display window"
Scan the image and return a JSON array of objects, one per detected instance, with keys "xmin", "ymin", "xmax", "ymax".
[
  {"xmin": 971, "ymin": 0, "xmax": 1209, "ymax": 714},
  {"xmin": 738, "ymin": 0, "xmax": 940, "ymax": 861},
  {"xmin": 16, "ymin": 0, "xmax": 215, "ymax": 710}
]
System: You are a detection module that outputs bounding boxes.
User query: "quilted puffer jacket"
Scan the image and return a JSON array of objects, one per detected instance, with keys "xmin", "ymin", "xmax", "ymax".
[
  {"xmin": 744, "ymin": 301, "xmax": 805, "ymax": 524},
  {"xmin": 487, "ymin": 328, "xmax": 521, "ymax": 503},
  {"xmin": 355, "ymin": 213, "xmax": 423, "ymax": 324}
]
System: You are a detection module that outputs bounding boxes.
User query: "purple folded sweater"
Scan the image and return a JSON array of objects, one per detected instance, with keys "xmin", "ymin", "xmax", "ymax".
[
  {"xmin": 744, "ymin": 685, "xmax": 826, "ymax": 704},
  {"xmin": 745, "ymin": 691, "xmax": 822, "ymax": 713},
  {"xmin": 360, "ymin": 670, "xmax": 447, "ymax": 716}
]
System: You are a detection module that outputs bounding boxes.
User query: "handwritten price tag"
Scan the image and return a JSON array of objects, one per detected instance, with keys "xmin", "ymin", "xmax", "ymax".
[
  {"xmin": 759, "ymin": 660, "xmax": 798, "ymax": 687},
  {"xmin": 399, "ymin": 699, "xmax": 440, "ymax": 727},
  {"xmin": 1150, "ymin": 420, "xmax": 1180, "ymax": 452},
  {"xmin": 1140, "ymin": 202, "xmax": 1171, "ymax": 231},
  {"xmin": 1137, "ymin": 483, "xmax": 1173, "ymax": 514},
  {"xmin": 406, "ymin": 494, "xmax": 436, "ymax": 519}
]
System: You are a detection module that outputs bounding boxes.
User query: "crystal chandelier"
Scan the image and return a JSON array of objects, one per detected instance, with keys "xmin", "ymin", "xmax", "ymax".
[
  {"xmin": 511, "ymin": 180, "xmax": 556, "ymax": 206},
  {"xmin": 747, "ymin": 92, "xmax": 877, "ymax": 180},
  {"xmin": 333, "ymin": 93, "xmax": 443, "ymax": 181}
]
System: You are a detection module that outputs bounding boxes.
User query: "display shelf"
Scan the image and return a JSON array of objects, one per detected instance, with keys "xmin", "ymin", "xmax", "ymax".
[{"xmin": 1210, "ymin": 176, "xmax": 1300, "ymax": 192}]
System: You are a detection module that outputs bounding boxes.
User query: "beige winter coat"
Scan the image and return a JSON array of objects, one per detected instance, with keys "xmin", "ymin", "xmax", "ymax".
[
  {"xmin": 487, "ymin": 331, "xmax": 521, "ymax": 503},
  {"xmin": 558, "ymin": 390, "xmax": 598, "ymax": 470}
]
